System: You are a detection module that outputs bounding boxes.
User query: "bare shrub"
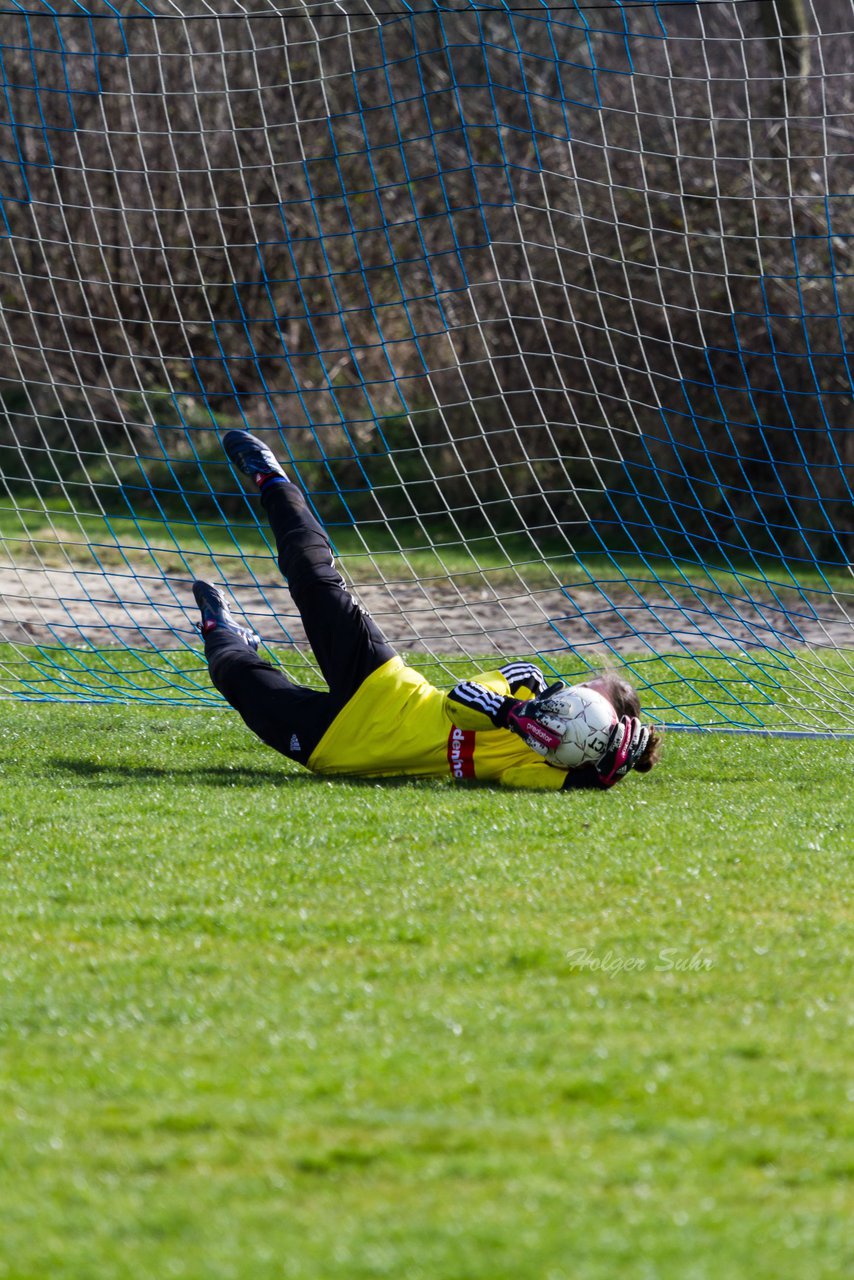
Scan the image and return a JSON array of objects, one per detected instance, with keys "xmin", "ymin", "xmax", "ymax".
[{"xmin": 0, "ymin": 2, "xmax": 849, "ymax": 556}]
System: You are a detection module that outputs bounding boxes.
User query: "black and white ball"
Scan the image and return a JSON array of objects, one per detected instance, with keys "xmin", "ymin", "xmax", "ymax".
[{"xmin": 536, "ymin": 684, "xmax": 618, "ymax": 770}]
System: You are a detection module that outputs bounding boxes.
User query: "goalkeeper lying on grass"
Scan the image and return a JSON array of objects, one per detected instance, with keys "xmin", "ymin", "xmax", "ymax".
[{"xmin": 192, "ymin": 431, "xmax": 661, "ymax": 791}]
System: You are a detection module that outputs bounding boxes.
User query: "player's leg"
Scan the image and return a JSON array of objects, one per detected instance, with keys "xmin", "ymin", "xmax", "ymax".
[
  {"xmin": 261, "ymin": 479, "xmax": 396, "ymax": 697},
  {"xmin": 194, "ymin": 581, "xmax": 335, "ymax": 765},
  {"xmin": 222, "ymin": 430, "xmax": 395, "ymax": 701}
]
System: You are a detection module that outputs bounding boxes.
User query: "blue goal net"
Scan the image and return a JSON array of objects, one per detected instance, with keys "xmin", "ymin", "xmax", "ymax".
[{"xmin": 0, "ymin": 0, "xmax": 851, "ymax": 735}]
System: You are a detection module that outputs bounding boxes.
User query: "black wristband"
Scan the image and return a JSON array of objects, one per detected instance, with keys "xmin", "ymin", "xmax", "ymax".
[
  {"xmin": 560, "ymin": 764, "xmax": 601, "ymax": 791},
  {"xmin": 493, "ymin": 696, "xmax": 520, "ymax": 730}
]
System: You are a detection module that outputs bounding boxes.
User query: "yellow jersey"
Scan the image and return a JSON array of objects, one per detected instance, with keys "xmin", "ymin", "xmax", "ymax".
[{"xmin": 307, "ymin": 656, "xmax": 567, "ymax": 789}]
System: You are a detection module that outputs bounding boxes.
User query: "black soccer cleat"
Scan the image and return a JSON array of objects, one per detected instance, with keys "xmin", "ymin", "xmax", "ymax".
[
  {"xmin": 222, "ymin": 429, "xmax": 288, "ymax": 488},
  {"xmin": 192, "ymin": 580, "xmax": 259, "ymax": 650}
]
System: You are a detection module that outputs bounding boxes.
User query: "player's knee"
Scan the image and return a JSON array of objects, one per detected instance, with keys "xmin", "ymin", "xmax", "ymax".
[{"xmin": 278, "ymin": 546, "xmax": 343, "ymax": 595}]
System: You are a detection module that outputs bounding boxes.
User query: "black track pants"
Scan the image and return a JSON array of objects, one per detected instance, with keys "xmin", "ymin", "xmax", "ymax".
[{"xmin": 204, "ymin": 482, "xmax": 395, "ymax": 765}]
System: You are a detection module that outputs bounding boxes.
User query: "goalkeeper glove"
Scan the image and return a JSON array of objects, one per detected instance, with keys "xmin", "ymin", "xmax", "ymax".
[
  {"xmin": 501, "ymin": 682, "xmax": 566, "ymax": 756},
  {"xmin": 595, "ymin": 715, "xmax": 650, "ymax": 788}
]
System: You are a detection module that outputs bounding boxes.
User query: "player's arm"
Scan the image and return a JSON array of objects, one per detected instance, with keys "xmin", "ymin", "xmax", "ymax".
[
  {"xmin": 447, "ymin": 677, "xmax": 563, "ymax": 755},
  {"xmin": 497, "ymin": 662, "xmax": 548, "ymax": 697}
]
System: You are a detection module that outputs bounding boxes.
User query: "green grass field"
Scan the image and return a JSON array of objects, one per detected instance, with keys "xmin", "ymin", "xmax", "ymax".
[{"xmin": 0, "ymin": 701, "xmax": 852, "ymax": 1279}]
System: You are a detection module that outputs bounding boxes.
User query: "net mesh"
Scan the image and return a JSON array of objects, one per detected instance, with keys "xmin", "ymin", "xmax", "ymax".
[{"xmin": 0, "ymin": 0, "xmax": 851, "ymax": 733}]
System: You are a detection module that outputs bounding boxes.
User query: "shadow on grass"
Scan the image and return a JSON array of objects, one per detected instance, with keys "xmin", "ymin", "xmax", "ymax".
[
  {"xmin": 48, "ymin": 756, "xmax": 448, "ymax": 790},
  {"xmin": 50, "ymin": 757, "xmax": 301, "ymax": 787}
]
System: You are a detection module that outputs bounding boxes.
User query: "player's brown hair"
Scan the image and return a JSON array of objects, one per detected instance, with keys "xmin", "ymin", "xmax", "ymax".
[{"xmin": 585, "ymin": 671, "xmax": 662, "ymax": 773}]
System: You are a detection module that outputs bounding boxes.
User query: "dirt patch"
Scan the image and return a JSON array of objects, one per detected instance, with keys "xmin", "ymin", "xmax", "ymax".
[{"xmin": 1, "ymin": 558, "xmax": 851, "ymax": 658}]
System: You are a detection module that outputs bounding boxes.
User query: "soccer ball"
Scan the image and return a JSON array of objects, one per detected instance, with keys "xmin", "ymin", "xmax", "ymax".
[{"xmin": 536, "ymin": 683, "xmax": 618, "ymax": 770}]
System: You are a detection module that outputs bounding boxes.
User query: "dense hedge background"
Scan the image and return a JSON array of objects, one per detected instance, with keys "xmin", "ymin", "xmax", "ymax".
[{"xmin": 0, "ymin": 1, "xmax": 850, "ymax": 562}]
